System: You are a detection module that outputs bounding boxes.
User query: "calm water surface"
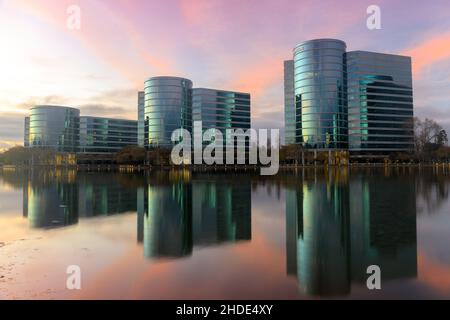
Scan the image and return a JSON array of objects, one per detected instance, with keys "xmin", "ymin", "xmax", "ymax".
[{"xmin": 0, "ymin": 167, "xmax": 450, "ymax": 299}]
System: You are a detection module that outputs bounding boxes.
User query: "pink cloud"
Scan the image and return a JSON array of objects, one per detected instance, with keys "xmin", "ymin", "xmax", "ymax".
[{"xmin": 402, "ymin": 32, "xmax": 450, "ymax": 77}]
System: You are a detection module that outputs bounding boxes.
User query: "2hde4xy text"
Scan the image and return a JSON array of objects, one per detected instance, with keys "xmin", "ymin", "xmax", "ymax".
[{"xmin": 177, "ymin": 304, "xmax": 273, "ymax": 317}]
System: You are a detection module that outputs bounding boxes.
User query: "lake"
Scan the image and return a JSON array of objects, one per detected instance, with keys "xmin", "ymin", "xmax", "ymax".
[{"xmin": 0, "ymin": 167, "xmax": 449, "ymax": 299}]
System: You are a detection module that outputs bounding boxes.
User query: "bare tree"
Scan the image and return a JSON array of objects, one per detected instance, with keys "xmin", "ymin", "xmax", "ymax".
[
  {"xmin": 414, "ymin": 118, "xmax": 443, "ymax": 152},
  {"xmin": 414, "ymin": 117, "xmax": 448, "ymax": 160}
]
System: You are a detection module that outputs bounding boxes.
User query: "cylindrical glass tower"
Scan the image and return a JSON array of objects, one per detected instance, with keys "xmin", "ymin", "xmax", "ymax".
[
  {"xmin": 144, "ymin": 76, "xmax": 193, "ymax": 148},
  {"xmin": 29, "ymin": 105, "xmax": 80, "ymax": 152},
  {"xmin": 294, "ymin": 39, "xmax": 347, "ymax": 149}
]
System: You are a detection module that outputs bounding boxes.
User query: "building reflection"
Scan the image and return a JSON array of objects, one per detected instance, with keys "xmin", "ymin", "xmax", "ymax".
[
  {"xmin": 285, "ymin": 169, "xmax": 417, "ymax": 297},
  {"xmin": 192, "ymin": 177, "xmax": 251, "ymax": 246},
  {"xmin": 78, "ymin": 174, "xmax": 138, "ymax": 217},
  {"xmin": 286, "ymin": 170, "xmax": 350, "ymax": 296},
  {"xmin": 137, "ymin": 173, "xmax": 252, "ymax": 259},
  {"xmin": 26, "ymin": 170, "xmax": 79, "ymax": 229},
  {"xmin": 349, "ymin": 175, "xmax": 417, "ymax": 284},
  {"xmin": 141, "ymin": 180, "xmax": 193, "ymax": 258},
  {"xmin": 21, "ymin": 170, "xmax": 138, "ymax": 229}
]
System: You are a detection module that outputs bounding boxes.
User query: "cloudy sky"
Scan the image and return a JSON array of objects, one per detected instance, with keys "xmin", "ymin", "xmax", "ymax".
[{"xmin": 0, "ymin": 0, "xmax": 449, "ymax": 150}]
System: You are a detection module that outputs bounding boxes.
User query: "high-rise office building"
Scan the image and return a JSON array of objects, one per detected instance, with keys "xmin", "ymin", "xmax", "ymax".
[
  {"xmin": 288, "ymin": 39, "xmax": 348, "ymax": 149},
  {"xmin": 79, "ymin": 116, "xmax": 137, "ymax": 154},
  {"xmin": 143, "ymin": 76, "xmax": 193, "ymax": 148},
  {"xmin": 25, "ymin": 106, "xmax": 137, "ymax": 156},
  {"xmin": 141, "ymin": 77, "xmax": 251, "ymax": 154},
  {"xmin": 29, "ymin": 105, "xmax": 80, "ymax": 152},
  {"xmin": 346, "ymin": 51, "xmax": 414, "ymax": 158},
  {"xmin": 137, "ymin": 91, "xmax": 145, "ymax": 147},
  {"xmin": 284, "ymin": 39, "xmax": 414, "ymax": 159},
  {"xmin": 192, "ymin": 88, "xmax": 251, "ymax": 159},
  {"xmin": 284, "ymin": 60, "xmax": 296, "ymax": 145},
  {"xmin": 24, "ymin": 117, "xmax": 30, "ymax": 147}
]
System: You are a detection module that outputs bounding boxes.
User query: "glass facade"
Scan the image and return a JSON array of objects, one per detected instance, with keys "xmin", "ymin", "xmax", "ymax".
[
  {"xmin": 284, "ymin": 60, "xmax": 296, "ymax": 145},
  {"xmin": 137, "ymin": 91, "xmax": 145, "ymax": 147},
  {"xmin": 79, "ymin": 116, "xmax": 137, "ymax": 154},
  {"xmin": 192, "ymin": 88, "xmax": 251, "ymax": 157},
  {"xmin": 24, "ymin": 117, "xmax": 30, "ymax": 147},
  {"xmin": 285, "ymin": 39, "xmax": 415, "ymax": 158},
  {"xmin": 144, "ymin": 76, "xmax": 193, "ymax": 148},
  {"xmin": 293, "ymin": 39, "xmax": 347, "ymax": 149},
  {"xmin": 29, "ymin": 105, "xmax": 80, "ymax": 152},
  {"xmin": 346, "ymin": 51, "xmax": 414, "ymax": 157}
]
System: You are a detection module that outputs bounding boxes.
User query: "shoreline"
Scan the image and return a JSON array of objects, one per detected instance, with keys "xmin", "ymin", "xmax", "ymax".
[{"xmin": 2, "ymin": 163, "xmax": 450, "ymax": 173}]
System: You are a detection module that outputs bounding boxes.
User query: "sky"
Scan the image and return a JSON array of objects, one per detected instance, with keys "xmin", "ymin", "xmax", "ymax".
[{"xmin": 0, "ymin": 0, "xmax": 450, "ymax": 150}]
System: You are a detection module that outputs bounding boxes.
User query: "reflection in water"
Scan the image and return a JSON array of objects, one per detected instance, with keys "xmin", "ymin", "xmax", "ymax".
[
  {"xmin": 1, "ymin": 167, "xmax": 441, "ymax": 299},
  {"xmin": 141, "ymin": 179, "xmax": 193, "ymax": 258},
  {"xmin": 286, "ymin": 168, "xmax": 417, "ymax": 296},
  {"xmin": 24, "ymin": 170, "xmax": 78, "ymax": 228},
  {"xmin": 192, "ymin": 177, "xmax": 251, "ymax": 246},
  {"xmin": 286, "ymin": 169, "xmax": 350, "ymax": 296},
  {"xmin": 137, "ymin": 173, "xmax": 252, "ymax": 259},
  {"xmin": 77, "ymin": 174, "xmax": 138, "ymax": 218},
  {"xmin": 416, "ymin": 167, "xmax": 450, "ymax": 214},
  {"xmin": 21, "ymin": 170, "xmax": 138, "ymax": 229}
]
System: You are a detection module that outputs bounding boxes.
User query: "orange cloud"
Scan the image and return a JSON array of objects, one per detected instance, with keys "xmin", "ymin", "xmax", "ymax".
[
  {"xmin": 229, "ymin": 56, "xmax": 283, "ymax": 98},
  {"xmin": 402, "ymin": 32, "xmax": 450, "ymax": 77}
]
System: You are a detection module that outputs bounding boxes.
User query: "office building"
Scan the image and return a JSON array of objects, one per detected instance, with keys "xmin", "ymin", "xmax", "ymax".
[
  {"xmin": 289, "ymin": 39, "xmax": 348, "ymax": 149},
  {"xmin": 284, "ymin": 61, "xmax": 296, "ymax": 145},
  {"xmin": 79, "ymin": 116, "xmax": 137, "ymax": 154},
  {"xmin": 29, "ymin": 105, "xmax": 80, "ymax": 152},
  {"xmin": 284, "ymin": 39, "xmax": 414, "ymax": 159},
  {"xmin": 143, "ymin": 76, "xmax": 193, "ymax": 148},
  {"xmin": 138, "ymin": 91, "xmax": 145, "ymax": 147},
  {"xmin": 347, "ymin": 51, "xmax": 414, "ymax": 158},
  {"xmin": 192, "ymin": 88, "xmax": 251, "ymax": 159},
  {"xmin": 25, "ymin": 105, "xmax": 137, "ymax": 157},
  {"xmin": 24, "ymin": 117, "xmax": 30, "ymax": 147}
]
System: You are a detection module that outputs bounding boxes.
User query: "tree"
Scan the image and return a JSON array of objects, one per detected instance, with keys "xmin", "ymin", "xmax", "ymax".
[
  {"xmin": 413, "ymin": 118, "xmax": 447, "ymax": 160},
  {"xmin": 436, "ymin": 146, "xmax": 450, "ymax": 161},
  {"xmin": 114, "ymin": 146, "xmax": 146, "ymax": 165},
  {"xmin": 280, "ymin": 144, "xmax": 304, "ymax": 164},
  {"xmin": 437, "ymin": 130, "xmax": 448, "ymax": 146},
  {"xmin": 0, "ymin": 146, "xmax": 30, "ymax": 165},
  {"xmin": 147, "ymin": 147, "xmax": 172, "ymax": 165}
]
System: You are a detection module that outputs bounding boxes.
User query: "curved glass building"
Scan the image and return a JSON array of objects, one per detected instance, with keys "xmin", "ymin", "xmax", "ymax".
[
  {"xmin": 29, "ymin": 105, "xmax": 80, "ymax": 152},
  {"xmin": 144, "ymin": 76, "xmax": 193, "ymax": 148},
  {"xmin": 293, "ymin": 39, "xmax": 347, "ymax": 149}
]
